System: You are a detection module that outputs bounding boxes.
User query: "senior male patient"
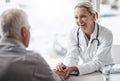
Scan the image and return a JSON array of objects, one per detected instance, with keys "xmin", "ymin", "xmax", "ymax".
[{"xmin": 0, "ymin": 8, "xmax": 65, "ymax": 81}]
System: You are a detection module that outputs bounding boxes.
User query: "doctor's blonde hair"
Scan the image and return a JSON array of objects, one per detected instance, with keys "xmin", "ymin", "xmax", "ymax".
[{"xmin": 75, "ymin": 1, "xmax": 98, "ymax": 21}]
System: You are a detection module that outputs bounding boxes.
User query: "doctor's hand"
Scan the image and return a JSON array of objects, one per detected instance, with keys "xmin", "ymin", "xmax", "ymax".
[
  {"xmin": 66, "ymin": 66, "xmax": 79, "ymax": 75},
  {"xmin": 54, "ymin": 69, "xmax": 70, "ymax": 79},
  {"xmin": 54, "ymin": 66, "xmax": 79, "ymax": 79},
  {"xmin": 56, "ymin": 62, "xmax": 67, "ymax": 72}
]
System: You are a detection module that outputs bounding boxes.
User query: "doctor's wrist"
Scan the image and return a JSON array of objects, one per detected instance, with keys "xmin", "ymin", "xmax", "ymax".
[
  {"xmin": 68, "ymin": 66, "xmax": 79, "ymax": 73},
  {"xmin": 67, "ymin": 66, "xmax": 79, "ymax": 76}
]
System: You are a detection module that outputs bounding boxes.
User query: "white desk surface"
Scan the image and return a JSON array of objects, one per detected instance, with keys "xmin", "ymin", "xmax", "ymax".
[{"xmin": 66, "ymin": 72, "xmax": 120, "ymax": 81}]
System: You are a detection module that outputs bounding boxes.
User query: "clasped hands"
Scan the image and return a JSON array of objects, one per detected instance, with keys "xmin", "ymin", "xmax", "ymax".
[{"xmin": 54, "ymin": 62, "xmax": 78, "ymax": 79}]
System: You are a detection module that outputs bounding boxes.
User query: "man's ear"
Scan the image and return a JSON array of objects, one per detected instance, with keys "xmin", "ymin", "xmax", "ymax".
[
  {"xmin": 21, "ymin": 27, "xmax": 27, "ymax": 38},
  {"xmin": 20, "ymin": 27, "xmax": 28, "ymax": 47}
]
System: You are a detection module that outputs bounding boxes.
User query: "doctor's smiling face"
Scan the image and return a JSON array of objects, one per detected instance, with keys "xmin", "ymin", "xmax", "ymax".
[
  {"xmin": 74, "ymin": 7, "xmax": 95, "ymax": 32},
  {"xmin": 74, "ymin": 2, "xmax": 96, "ymax": 35}
]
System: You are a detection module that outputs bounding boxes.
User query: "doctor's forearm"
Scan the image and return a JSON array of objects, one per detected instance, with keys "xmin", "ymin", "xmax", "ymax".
[{"xmin": 77, "ymin": 61, "xmax": 101, "ymax": 75}]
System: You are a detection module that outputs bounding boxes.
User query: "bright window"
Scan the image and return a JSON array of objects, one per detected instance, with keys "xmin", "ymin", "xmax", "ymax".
[{"xmin": 99, "ymin": 0, "xmax": 120, "ymax": 45}]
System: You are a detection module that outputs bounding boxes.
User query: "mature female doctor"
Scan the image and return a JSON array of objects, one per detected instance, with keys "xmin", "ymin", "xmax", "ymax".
[{"xmin": 55, "ymin": 1, "xmax": 114, "ymax": 79}]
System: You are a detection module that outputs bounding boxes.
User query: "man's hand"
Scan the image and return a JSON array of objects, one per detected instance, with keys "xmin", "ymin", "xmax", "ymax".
[
  {"xmin": 56, "ymin": 62, "xmax": 67, "ymax": 72},
  {"xmin": 55, "ymin": 62, "xmax": 79, "ymax": 78},
  {"xmin": 54, "ymin": 69, "xmax": 70, "ymax": 79}
]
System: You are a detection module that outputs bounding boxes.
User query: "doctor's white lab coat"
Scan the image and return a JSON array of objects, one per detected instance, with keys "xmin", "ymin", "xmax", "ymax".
[{"xmin": 65, "ymin": 23, "xmax": 114, "ymax": 75}]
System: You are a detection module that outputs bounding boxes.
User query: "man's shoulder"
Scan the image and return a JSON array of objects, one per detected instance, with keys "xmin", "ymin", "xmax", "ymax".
[
  {"xmin": 25, "ymin": 50, "xmax": 43, "ymax": 62},
  {"xmin": 26, "ymin": 50, "xmax": 40, "ymax": 56}
]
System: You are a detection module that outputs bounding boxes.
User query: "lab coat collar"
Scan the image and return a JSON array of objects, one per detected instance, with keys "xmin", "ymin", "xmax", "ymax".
[{"xmin": 91, "ymin": 23, "xmax": 98, "ymax": 39}]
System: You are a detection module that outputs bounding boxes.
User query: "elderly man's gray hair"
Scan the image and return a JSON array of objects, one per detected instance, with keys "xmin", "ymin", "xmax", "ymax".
[{"xmin": 0, "ymin": 8, "xmax": 29, "ymax": 38}]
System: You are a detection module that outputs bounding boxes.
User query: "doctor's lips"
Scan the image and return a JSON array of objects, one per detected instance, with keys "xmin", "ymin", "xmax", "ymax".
[{"xmin": 78, "ymin": 24, "xmax": 85, "ymax": 27}]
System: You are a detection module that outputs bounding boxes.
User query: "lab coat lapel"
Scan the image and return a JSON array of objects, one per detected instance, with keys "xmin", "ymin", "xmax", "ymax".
[
  {"xmin": 79, "ymin": 31, "xmax": 89, "ymax": 62},
  {"xmin": 85, "ymin": 23, "xmax": 98, "ymax": 59},
  {"xmin": 88, "ymin": 23, "xmax": 98, "ymax": 48},
  {"xmin": 80, "ymin": 31, "xmax": 88, "ymax": 51}
]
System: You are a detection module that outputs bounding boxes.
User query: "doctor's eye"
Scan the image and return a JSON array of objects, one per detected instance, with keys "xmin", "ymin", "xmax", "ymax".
[
  {"xmin": 75, "ymin": 16, "xmax": 78, "ymax": 19},
  {"xmin": 80, "ymin": 15, "xmax": 87, "ymax": 18}
]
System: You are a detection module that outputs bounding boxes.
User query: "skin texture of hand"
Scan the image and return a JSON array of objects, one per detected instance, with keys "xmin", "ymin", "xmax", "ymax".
[
  {"xmin": 55, "ymin": 63, "xmax": 79, "ymax": 79},
  {"xmin": 54, "ymin": 69, "xmax": 70, "ymax": 79},
  {"xmin": 56, "ymin": 62, "xmax": 67, "ymax": 72},
  {"xmin": 56, "ymin": 62, "xmax": 79, "ymax": 73},
  {"xmin": 66, "ymin": 66, "xmax": 79, "ymax": 73}
]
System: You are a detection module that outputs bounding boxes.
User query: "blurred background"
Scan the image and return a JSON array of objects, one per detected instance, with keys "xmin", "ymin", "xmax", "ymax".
[{"xmin": 0, "ymin": 0, "xmax": 120, "ymax": 68}]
